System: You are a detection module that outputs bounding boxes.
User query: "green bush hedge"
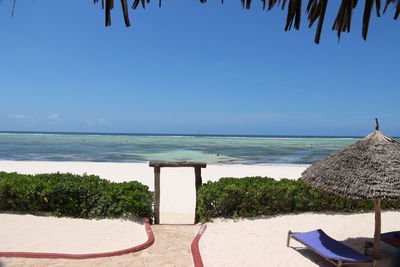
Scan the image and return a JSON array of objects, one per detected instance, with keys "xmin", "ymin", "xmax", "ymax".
[
  {"xmin": 0, "ymin": 172, "xmax": 153, "ymax": 220},
  {"xmin": 196, "ymin": 177, "xmax": 400, "ymax": 222}
]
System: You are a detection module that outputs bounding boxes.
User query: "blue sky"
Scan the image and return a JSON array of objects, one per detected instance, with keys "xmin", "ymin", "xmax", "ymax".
[{"xmin": 1, "ymin": 0, "xmax": 399, "ymax": 136}]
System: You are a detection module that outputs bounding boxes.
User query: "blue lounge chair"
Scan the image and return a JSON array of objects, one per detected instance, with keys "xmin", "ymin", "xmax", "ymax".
[
  {"xmin": 381, "ymin": 231, "xmax": 400, "ymax": 249},
  {"xmin": 287, "ymin": 229, "xmax": 376, "ymax": 267}
]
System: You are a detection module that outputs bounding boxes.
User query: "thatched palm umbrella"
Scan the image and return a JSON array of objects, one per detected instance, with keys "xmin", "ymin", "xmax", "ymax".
[
  {"xmin": 92, "ymin": 0, "xmax": 400, "ymax": 43},
  {"xmin": 301, "ymin": 119, "xmax": 400, "ymax": 259}
]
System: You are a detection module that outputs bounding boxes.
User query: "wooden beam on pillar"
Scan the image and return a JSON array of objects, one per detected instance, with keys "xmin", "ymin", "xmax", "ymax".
[
  {"xmin": 154, "ymin": 166, "xmax": 161, "ymax": 224},
  {"xmin": 150, "ymin": 161, "xmax": 206, "ymax": 168},
  {"xmin": 149, "ymin": 161, "xmax": 207, "ymax": 225}
]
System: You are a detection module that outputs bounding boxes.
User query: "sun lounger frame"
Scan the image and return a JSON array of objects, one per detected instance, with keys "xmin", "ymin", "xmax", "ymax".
[{"xmin": 287, "ymin": 230, "xmax": 376, "ymax": 267}]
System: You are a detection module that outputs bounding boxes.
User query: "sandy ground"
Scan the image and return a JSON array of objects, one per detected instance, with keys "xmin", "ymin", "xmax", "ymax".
[
  {"xmin": 0, "ymin": 161, "xmax": 399, "ymax": 266},
  {"xmin": 0, "ymin": 160, "xmax": 308, "ymax": 185},
  {"xmin": 200, "ymin": 211, "xmax": 400, "ymax": 267},
  {"xmin": 0, "ymin": 214, "xmax": 147, "ymax": 254},
  {"xmin": 0, "ymin": 160, "xmax": 308, "ymax": 224}
]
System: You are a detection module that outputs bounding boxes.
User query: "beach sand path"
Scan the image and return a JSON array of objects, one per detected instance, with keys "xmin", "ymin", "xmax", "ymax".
[{"xmin": 0, "ymin": 224, "xmax": 198, "ymax": 267}]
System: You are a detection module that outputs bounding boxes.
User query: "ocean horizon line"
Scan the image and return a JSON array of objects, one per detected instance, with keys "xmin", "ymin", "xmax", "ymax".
[
  {"xmin": 0, "ymin": 130, "xmax": 370, "ymax": 139},
  {"xmin": 0, "ymin": 130, "xmax": 379, "ymax": 164}
]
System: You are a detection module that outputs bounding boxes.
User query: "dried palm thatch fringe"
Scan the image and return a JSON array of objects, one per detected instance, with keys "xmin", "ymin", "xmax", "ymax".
[
  {"xmin": 301, "ymin": 128, "xmax": 400, "ymax": 200},
  {"xmin": 306, "ymin": 0, "xmax": 328, "ymax": 43},
  {"xmin": 285, "ymin": 0, "xmax": 302, "ymax": 31},
  {"xmin": 90, "ymin": 0, "xmax": 400, "ymax": 44},
  {"xmin": 11, "ymin": 0, "xmax": 17, "ymax": 17},
  {"xmin": 362, "ymin": 0, "xmax": 379, "ymax": 40},
  {"xmin": 384, "ymin": 0, "xmax": 400, "ymax": 18},
  {"xmin": 331, "ymin": 0, "xmax": 357, "ymax": 40}
]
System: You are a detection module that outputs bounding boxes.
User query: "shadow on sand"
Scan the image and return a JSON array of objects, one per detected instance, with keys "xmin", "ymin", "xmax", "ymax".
[{"xmin": 289, "ymin": 236, "xmax": 400, "ymax": 267}]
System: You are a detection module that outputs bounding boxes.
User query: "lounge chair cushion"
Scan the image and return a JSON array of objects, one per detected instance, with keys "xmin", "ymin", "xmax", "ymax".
[
  {"xmin": 292, "ymin": 229, "xmax": 372, "ymax": 263},
  {"xmin": 381, "ymin": 231, "xmax": 400, "ymax": 248}
]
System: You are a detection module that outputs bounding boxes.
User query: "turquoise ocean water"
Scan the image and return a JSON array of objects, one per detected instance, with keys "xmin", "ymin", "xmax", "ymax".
[{"xmin": 0, "ymin": 131, "xmax": 378, "ymax": 164}]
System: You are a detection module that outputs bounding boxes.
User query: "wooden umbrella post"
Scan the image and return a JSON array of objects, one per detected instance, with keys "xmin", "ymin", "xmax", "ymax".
[{"xmin": 373, "ymin": 199, "xmax": 381, "ymax": 259}]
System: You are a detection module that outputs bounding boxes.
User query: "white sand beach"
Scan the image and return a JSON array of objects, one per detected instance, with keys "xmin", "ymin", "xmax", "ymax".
[
  {"xmin": 0, "ymin": 160, "xmax": 399, "ymax": 266},
  {"xmin": 200, "ymin": 211, "xmax": 400, "ymax": 267},
  {"xmin": 0, "ymin": 213, "xmax": 147, "ymax": 254},
  {"xmin": 0, "ymin": 160, "xmax": 308, "ymax": 224},
  {"xmin": 0, "ymin": 160, "xmax": 308, "ymax": 185}
]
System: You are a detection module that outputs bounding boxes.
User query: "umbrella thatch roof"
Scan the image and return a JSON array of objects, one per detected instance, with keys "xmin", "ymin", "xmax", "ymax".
[
  {"xmin": 91, "ymin": 0, "xmax": 400, "ymax": 44},
  {"xmin": 302, "ymin": 127, "xmax": 400, "ymax": 200}
]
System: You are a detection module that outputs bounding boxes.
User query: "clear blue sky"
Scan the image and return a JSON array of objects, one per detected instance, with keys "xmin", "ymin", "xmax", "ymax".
[{"xmin": 1, "ymin": 0, "xmax": 399, "ymax": 136}]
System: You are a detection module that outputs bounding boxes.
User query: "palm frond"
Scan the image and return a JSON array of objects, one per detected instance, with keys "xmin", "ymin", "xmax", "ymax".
[
  {"xmin": 105, "ymin": 0, "xmax": 114, "ymax": 26},
  {"xmin": 384, "ymin": 0, "xmax": 400, "ymax": 18},
  {"xmin": 395, "ymin": 0, "xmax": 400, "ymax": 18},
  {"xmin": 306, "ymin": 0, "xmax": 328, "ymax": 44},
  {"xmin": 332, "ymin": 0, "xmax": 357, "ymax": 40},
  {"xmin": 285, "ymin": 0, "xmax": 302, "ymax": 31},
  {"xmin": 87, "ymin": 0, "xmax": 399, "ymax": 43},
  {"xmin": 362, "ymin": 0, "xmax": 383, "ymax": 40},
  {"xmin": 121, "ymin": 0, "xmax": 131, "ymax": 27}
]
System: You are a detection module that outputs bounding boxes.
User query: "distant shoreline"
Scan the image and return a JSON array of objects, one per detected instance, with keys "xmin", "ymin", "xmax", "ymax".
[
  {"xmin": 0, "ymin": 132, "xmax": 362, "ymax": 164},
  {"xmin": 0, "ymin": 160, "xmax": 309, "ymax": 184},
  {"xmin": 0, "ymin": 130, "xmax": 366, "ymax": 139}
]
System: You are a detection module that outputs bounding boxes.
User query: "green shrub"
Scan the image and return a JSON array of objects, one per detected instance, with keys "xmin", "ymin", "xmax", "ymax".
[
  {"xmin": 196, "ymin": 177, "xmax": 400, "ymax": 222},
  {"xmin": 0, "ymin": 172, "xmax": 153, "ymax": 220}
]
